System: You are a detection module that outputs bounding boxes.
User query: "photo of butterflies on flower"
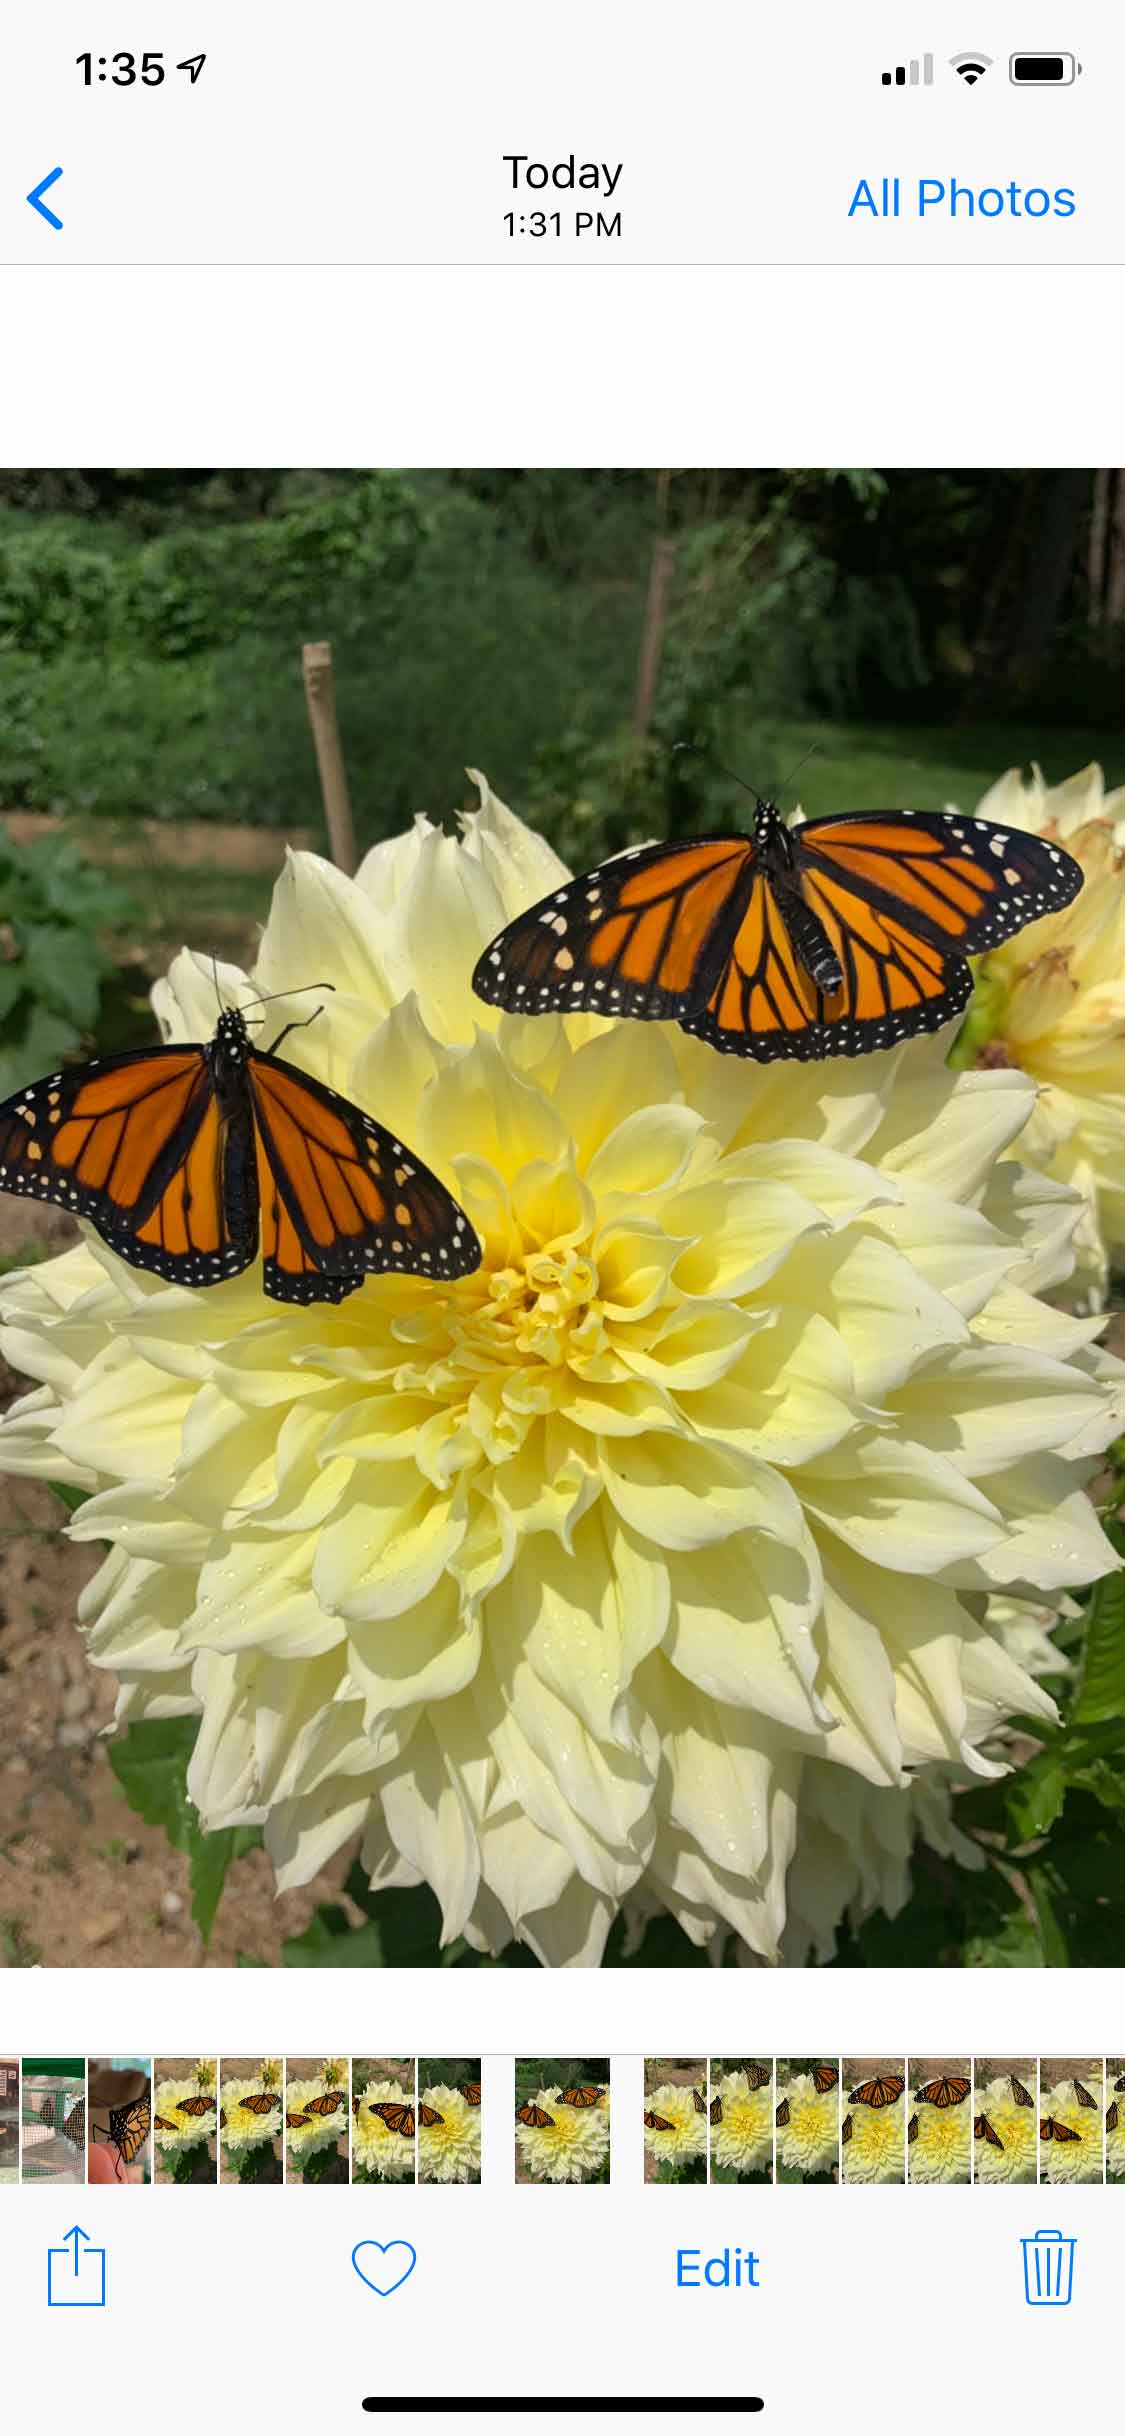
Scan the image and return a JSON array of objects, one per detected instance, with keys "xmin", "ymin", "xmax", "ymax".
[
  {"xmin": 284, "ymin": 2055, "xmax": 350, "ymax": 2183},
  {"xmin": 219, "ymin": 2058, "xmax": 283, "ymax": 2184},
  {"xmin": 153, "ymin": 2056, "xmax": 217, "ymax": 2184},
  {"xmin": 841, "ymin": 2058, "xmax": 907, "ymax": 2186},
  {"xmin": 1108, "ymin": 2059, "xmax": 1125, "ymax": 2182},
  {"xmin": 1037, "ymin": 2057, "xmax": 1105, "ymax": 2184},
  {"xmin": 516, "ymin": 2059, "xmax": 610, "ymax": 2183},
  {"xmin": 416, "ymin": 2057, "xmax": 482, "ymax": 2185},
  {"xmin": 972, "ymin": 2059, "xmax": 1038, "ymax": 2186},
  {"xmin": 907, "ymin": 2057, "xmax": 972, "ymax": 2185},
  {"xmin": 775, "ymin": 2059, "xmax": 841, "ymax": 2184},
  {"xmin": 352, "ymin": 2057, "xmax": 418, "ymax": 2183},
  {"xmin": 707, "ymin": 2059, "xmax": 774, "ymax": 2184},
  {"xmin": 0, "ymin": 467, "xmax": 1123, "ymax": 1976},
  {"xmin": 642, "ymin": 2057, "xmax": 709, "ymax": 2185}
]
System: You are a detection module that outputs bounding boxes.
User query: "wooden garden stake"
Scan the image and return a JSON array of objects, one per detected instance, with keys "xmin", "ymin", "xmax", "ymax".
[{"xmin": 302, "ymin": 640, "xmax": 357, "ymax": 874}]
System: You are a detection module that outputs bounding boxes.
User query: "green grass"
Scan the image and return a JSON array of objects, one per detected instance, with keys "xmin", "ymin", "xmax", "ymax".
[{"xmin": 728, "ymin": 719, "xmax": 1125, "ymax": 819}]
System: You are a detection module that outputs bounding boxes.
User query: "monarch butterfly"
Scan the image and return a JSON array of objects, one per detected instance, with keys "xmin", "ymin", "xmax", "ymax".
[
  {"xmin": 519, "ymin": 2103, "xmax": 556, "ymax": 2130},
  {"xmin": 841, "ymin": 2113, "xmax": 853, "ymax": 2146},
  {"xmin": 1108, "ymin": 2102, "xmax": 1119, "ymax": 2134},
  {"xmin": 300, "ymin": 2091, "xmax": 346, "ymax": 2118},
  {"xmin": 692, "ymin": 2087, "xmax": 706, "ymax": 2115},
  {"xmin": 96, "ymin": 2098, "xmax": 150, "ymax": 2179},
  {"xmin": 812, "ymin": 2066, "xmax": 839, "ymax": 2094},
  {"xmin": 643, "ymin": 2110, "xmax": 674, "ymax": 2132},
  {"xmin": 741, "ymin": 2064, "xmax": 772, "ymax": 2092},
  {"xmin": 370, "ymin": 2102, "xmax": 416, "ymax": 2139},
  {"xmin": 848, "ymin": 2076, "xmax": 905, "ymax": 2110},
  {"xmin": 775, "ymin": 2098, "xmax": 791, "ymax": 2127},
  {"xmin": 914, "ymin": 2076, "xmax": 971, "ymax": 2110},
  {"xmin": 419, "ymin": 2105, "xmax": 445, "ymax": 2128},
  {"xmin": 559, "ymin": 2086, "xmax": 602, "ymax": 2108},
  {"xmin": 461, "ymin": 2082, "xmax": 482, "ymax": 2107},
  {"xmin": 154, "ymin": 2114, "xmax": 180, "ymax": 2134},
  {"xmin": 219, "ymin": 2108, "xmax": 227, "ymax": 2129},
  {"xmin": 907, "ymin": 2113, "xmax": 919, "ymax": 2146},
  {"xmin": 174, "ymin": 2094, "xmax": 213, "ymax": 2119},
  {"xmin": 1011, "ymin": 2076, "xmax": 1035, "ymax": 2108},
  {"xmin": 1040, "ymin": 2116, "xmax": 1082, "ymax": 2144},
  {"xmin": 238, "ymin": 2092, "xmax": 279, "ymax": 2116},
  {"xmin": 286, "ymin": 2110, "xmax": 311, "ymax": 2130},
  {"xmin": 709, "ymin": 2095, "xmax": 723, "ymax": 2126},
  {"xmin": 1073, "ymin": 2079, "xmax": 1098, "ymax": 2110},
  {"xmin": 352, "ymin": 2092, "xmax": 364, "ymax": 2118},
  {"xmin": 62, "ymin": 2098, "xmax": 85, "ymax": 2148},
  {"xmin": 471, "ymin": 804, "xmax": 1082, "ymax": 1062},
  {"xmin": 0, "ymin": 998, "xmax": 480, "ymax": 1303},
  {"xmin": 974, "ymin": 2113, "xmax": 1004, "ymax": 2151},
  {"xmin": 1116, "ymin": 2073, "xmax": 1125, "ymax": 2093}
]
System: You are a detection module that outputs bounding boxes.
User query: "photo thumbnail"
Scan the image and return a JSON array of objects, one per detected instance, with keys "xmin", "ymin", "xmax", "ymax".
[
  {"xmin": 707, "ymin": 2060, "xmax": 773, "ymax": 2185},
  {"xmin": 907, "ymin": 2059, "xmax": 972, "ymax": 2185},
  {"xmin": 153, "ymin": 2058, "xmax": 218, "ymax": 2184},
  {"xmin": 19, "ymin": 2060, "xmax": 85, "ymax": 2186},
  {"xmin": 1109, "ymin": 2061, "xmax": 1125, "ymax": 2183},
  {"xmin": 516, "ymin": 2061, "xmax": 610, "ymax": 2184},
  {"xmin": 841, "ymin": 2060, "xmax": 906, "ymax": 2186},
  {"xmin": 285, "ymin": 2058, "xmax": 350, "ymax": 2184},
  {"xmin": 775, "ymin": 2061, "xmax": 840, "ymax": 2185},
  {"xmin": 0, "ymin": 470, "xmax": 1122, "ymax": 1981},
  {"xmin": 87, "ymin": 2060, "xmax": 151, "ymax": 2185},
  {"xmin": 417, "ymin": 2059, "xmax": 482, "ymax": 2185},
  {"xmin": 220, "ymin": 2059, "xmax": 283, "ymax": 2185},
  {"xmin": 0, "ymin": 2059, "xmax": 16, "ymax": 2185},
  {"xmin": 973, "ymin": 2061, "xmax": 1037, "ymax": 2185},
  {"xmin": 643, "ymin": 2059, "xmax": 707, "ymax": 2185},
  {"xmin": 352, "ymin": 2059, "xmax": 417, "ymax": 2183},
  {"xmin": 1038, "ymin": 2059, "xmax": 1105, "ymax": 2184}
]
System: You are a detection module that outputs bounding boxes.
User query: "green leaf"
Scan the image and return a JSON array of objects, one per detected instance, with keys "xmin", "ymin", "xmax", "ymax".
[
  {"xmin": 281, "ymin": 1904, "xmax": 387, "ymax": 1968},
  {"xmin": 1005, "ymin": 1749, "xmax": 1067, "ymax": 1842},
  {"xmin": 107, "ymin": 1717, "xmax": 260, "ymax": 1946},
  {"xmin": 1027, "ymin": 1864, "xmax": 1070, "ymax": 1967},
  {"xmin": 20, "ymin": 921, "xmax": 102, "ymax": 1031},
  {"xmin": 49, "ymin": 1480, "xmax": 91, "ymax": 1516},
  {"xmin": 1071, "ymin": 1524, "xmax": 1125, "ymax": 1725}
]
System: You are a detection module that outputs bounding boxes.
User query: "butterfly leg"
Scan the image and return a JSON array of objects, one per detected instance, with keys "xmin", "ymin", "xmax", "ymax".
[{"xmin": 262, "ymin": 1008, "xmax": 326, "ymax": 1058}]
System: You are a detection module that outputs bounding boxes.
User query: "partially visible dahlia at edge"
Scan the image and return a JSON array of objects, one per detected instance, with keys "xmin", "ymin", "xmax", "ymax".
[{"xmin": 1, "ymin": 775, "xmax": 1122, "ymax": 1966}]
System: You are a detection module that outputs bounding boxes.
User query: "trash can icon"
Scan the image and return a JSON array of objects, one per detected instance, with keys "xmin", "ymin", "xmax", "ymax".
[{"xmin": 1022, "ymin": 2230, "xmax": 1076, "ymax": 2305}]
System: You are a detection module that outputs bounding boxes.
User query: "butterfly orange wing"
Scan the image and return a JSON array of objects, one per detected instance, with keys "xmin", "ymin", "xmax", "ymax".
[
  {"xmin": 472, "ymin": 836, "xmax": 756, "ymax": 1024},
  {"xmin": 0, "ymin": 1045, "xmax": 255, "ymax": 1286},
  {"xmin": 848, "ymin": 2076, "xmax": 905, "ymax": 2109},
  {"xmin": 915, "ymin": 2077, "xmax": 971, "ymax": 2110},
  {"xmin": 248, "ymin": 1049, "xmax": 479, "ymax": 1303}
]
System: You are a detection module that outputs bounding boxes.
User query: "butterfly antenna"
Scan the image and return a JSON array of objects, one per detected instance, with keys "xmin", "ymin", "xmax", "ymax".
[
  {"xmin": 778, "ymin": 743, "xmax": 819, "ymax": 798},
  {"xmin": 238, "ymin": 982, "xmax": 336, "ymax": 1013},
  {"xmin": 672, "ymin": 739, "xmax": 770, "ymax": 804}
]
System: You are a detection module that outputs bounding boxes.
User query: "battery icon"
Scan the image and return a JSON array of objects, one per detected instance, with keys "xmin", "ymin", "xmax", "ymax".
[{"xmin": 1009, "ymin": 52, "xmax": 1081, "ymax": 82}]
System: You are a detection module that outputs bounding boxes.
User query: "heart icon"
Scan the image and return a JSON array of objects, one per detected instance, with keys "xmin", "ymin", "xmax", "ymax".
[{"xmin": 351, "ymin": 2239, "xmax": 417, "ymax": 2297}]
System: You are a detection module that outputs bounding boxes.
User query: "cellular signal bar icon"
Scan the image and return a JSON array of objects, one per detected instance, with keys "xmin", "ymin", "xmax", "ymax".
[{"xmin": 881, "ymin": 53, "xmax": 933, "ymax": 85}]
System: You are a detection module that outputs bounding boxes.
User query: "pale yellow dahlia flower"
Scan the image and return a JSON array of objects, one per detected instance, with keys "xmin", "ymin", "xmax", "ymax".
[
  {"xmin": 775, "ymin": 2074, "xmax": 838, "ymax": 2176},
  {"xmin": 961, "ymin": 763, "xmax": 1125, "ymax": 1302},
  {"xmin": 285, "ymin": 2075, "xmax": 347, "ymax": 2166},
  {"xmin": 418, "ymin": 2083, "xmax": 481, "ymax": 2183},
  {"xmin": 153, "ymin": 2079, "xmax": 217, "ymax": 2153},
  {"xmin": 1107, "ymin": 2086, "xmax": 1125, "ymax": 2181},
  {"xmin": 1039, "ymin": 2077, "xmax": 1104, "ymax": 2184},
  {"xmin": 220, "ymin": 2081, "xmax": 281, "ymax": 2154},
  {"xmin": 642, "ymin": 2081, "xmax": 707, "ymax": 2169},
  {"xmin": 907, "ymin": 2091, "xmax": 971, "ymax": 2185},
  {"xmin": 353, "ymin": 2079, "xmax": 414, "ymax": 2180},
  {"xmin": 841, "ymin": 2095, "xmax": 905, "ymax": 2184},
  {"xmin": 518, "ymin": 2085, "xmax": 609, "ymax": 2182},
  {"xmin": 972, "ymin": 2077, "xmax": 1036, "ymax": 2184},
  {"xmin": 709, "ymin": 2070, "xmax": 772, "ymax": 2176},
  {"xmin": 1, "ymin": 778, "xmax": 1123, "ymax": 1967}
]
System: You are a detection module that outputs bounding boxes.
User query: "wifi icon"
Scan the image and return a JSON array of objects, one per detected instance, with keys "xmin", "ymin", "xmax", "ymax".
[{"xmin": 950, "ymin": 51, "xmax": 993, "ymax": 84}]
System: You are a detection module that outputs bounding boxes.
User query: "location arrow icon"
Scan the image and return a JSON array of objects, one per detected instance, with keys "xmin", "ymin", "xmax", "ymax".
[{"xmin": 27, "ymin": 167, "xmax": 63, "ymax": 230}]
